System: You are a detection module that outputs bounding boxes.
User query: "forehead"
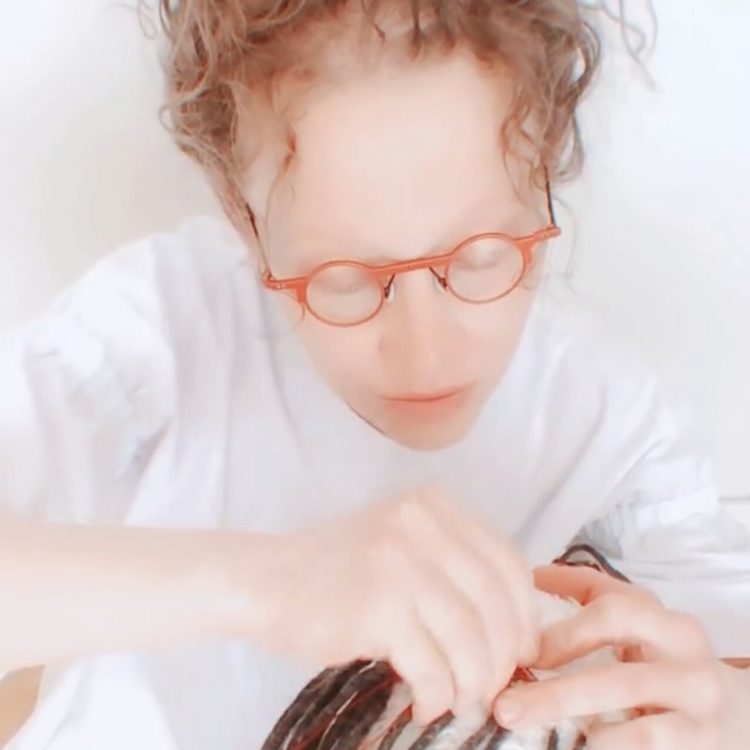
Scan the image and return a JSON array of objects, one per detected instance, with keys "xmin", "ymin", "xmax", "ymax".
[{"xmin": 262, "ymin": 51, "xmax": 538, "ymax": 265}]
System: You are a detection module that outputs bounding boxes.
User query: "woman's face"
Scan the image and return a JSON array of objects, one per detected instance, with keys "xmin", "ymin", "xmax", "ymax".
[{"xmin": 246, "ymin": 51, "xmax": 552, "ymax": 450}]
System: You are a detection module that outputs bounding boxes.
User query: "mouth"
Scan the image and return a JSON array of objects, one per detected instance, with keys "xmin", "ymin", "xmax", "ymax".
[{"xmin": 384, "ymin": 386, "xmax": 468, "ymax": 405}]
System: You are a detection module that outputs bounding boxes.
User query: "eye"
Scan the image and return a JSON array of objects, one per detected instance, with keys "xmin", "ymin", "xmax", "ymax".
[
  {"xmin": 451, "ymin": 236, "xmax": 518, "ymax": 270},
  {"xmin": 306, "ymin": 263, "xmax": 384, "ymax": 325},
  {"xmin": 447, "ymin": 236, "xmax": 525, "ymax": 303},
  {"xmin": 310, "ymin": 264, "xmax": 373, "ymax": 294}
]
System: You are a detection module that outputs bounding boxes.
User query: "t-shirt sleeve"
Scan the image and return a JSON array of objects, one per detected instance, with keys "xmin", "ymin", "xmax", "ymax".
[
  {"xmin": 573, "ymin": 379, "xmax": 750, "ymax": 658},
  {"xmin": 0, "ymin": 250, "xmax": 175, "ymax": 525}
]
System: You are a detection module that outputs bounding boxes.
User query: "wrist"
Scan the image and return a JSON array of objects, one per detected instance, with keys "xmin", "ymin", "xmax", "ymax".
[{"xmin": 192, "ymin": 529, "xmax": 293, "ymax": 643}]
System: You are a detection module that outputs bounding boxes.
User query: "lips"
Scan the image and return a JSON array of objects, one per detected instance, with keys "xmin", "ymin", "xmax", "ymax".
[{"xmin": 385, "ymin": 386, "xmax": 467, "ymax": 404}]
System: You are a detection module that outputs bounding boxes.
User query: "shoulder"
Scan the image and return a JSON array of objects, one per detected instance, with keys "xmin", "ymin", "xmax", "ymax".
[
  {"xmin": 536, "ymin": 285, "xmax": 716, "ymax": 504},
  {"xmin": 52, "ymin": 215, "xmax": 251, "ymax": 334},
  {"xmin": 23, "ymin": 215, "xmax": 253, "ymax": 378},
  {"xmin": 526, "ymin": 284, "xmax": 658, "ymax": 398},
  {"xmin": 7, "ymin": 216, "xmax": 256, "ymax": 487},
  {"xmin": 521, "ymin": 283, "xmax": 713, "ymax": 497},
  {"xmin": 512, "ymin": 283, "xmax": 667, "ymax": 448}
]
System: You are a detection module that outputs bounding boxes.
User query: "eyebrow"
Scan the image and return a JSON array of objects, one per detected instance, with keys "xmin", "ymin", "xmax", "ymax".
[{"xmin": 303, "ymin": 203, "xmax": 538, "ymax": 267}]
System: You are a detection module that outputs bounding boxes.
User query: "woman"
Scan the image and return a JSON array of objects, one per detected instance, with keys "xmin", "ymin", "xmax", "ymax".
[{"xmin": 1, "ymin": 1, "xmax": 748, "ymax": 748}]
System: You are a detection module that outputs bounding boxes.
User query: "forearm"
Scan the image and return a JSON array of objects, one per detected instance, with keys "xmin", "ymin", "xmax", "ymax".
[{"xmin": 0, "ymin": 521, "xmax": 270, "ymax": 673}]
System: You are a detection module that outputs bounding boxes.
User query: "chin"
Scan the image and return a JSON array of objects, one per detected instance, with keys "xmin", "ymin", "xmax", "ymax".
[
  {"xmin": 385, "ymin": 420, "xmax": 471, "ymax": 451},
  {"xmin": 373, "ymin": 401, "xmax": 481, "ymax": 451}
]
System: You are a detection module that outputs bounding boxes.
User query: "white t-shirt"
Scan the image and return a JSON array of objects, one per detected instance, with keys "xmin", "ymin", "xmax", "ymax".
[{"xmin": 2, "ymin": 216, "xmax": 749, "ymax": 750}]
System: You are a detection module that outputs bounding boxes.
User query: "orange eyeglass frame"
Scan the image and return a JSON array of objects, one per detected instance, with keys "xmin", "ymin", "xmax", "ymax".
[{"xmin": 251, "ymin": 176, "xmax": 560, "ymax": 326}]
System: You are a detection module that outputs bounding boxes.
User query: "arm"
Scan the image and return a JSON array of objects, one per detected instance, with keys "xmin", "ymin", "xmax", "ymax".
[
  {"xmin": 0, "ymin": 521, "xmax": 272, "ymax": 673},
  {"xmin": 0, "ymin": 259, "xmax": 244, "ymax": 671}
]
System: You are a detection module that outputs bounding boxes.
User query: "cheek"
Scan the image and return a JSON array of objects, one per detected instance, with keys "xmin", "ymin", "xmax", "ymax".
[
  {"xmin": 295, "ymin": 319, "xmax": 378, "ymax": 385},
  {"xmin": 465, "ymin": 285, "xmax": 537, "ymax": 360}
]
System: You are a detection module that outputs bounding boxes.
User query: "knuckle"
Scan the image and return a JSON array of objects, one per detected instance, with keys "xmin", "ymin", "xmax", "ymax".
[
  {"xmin": 367, "ymin": 530, "xmax": 409, "ymax": 571},
  {"xmin": 391, "ymin": 494, "xmax": 432, "ymax": 532},
  {"xmin": 667, "ymin": 611, "xmax": 711, "ymax": 652},
  {"xmin": 464, "ymin": 560, "xmax": 500, "ymax": 603},
  {"xmin": 413, "ymin": 482, "xmax": 437, "ymax": 497},
  {"xmin": 416, "ymin": 482, "xmax": 450, "ymax": 505},
  {"xmin": 627, "ymin": 587, "xmax": 663, "ymax": 613},
  {"xmin": 635, "ymin": 586, "xmax": 662, "ymax": 607},
  {"xmin": 620, "ymin": 586, "xmax": 663, "ymax": 613},
  {"xmin": 591, "ymin": 593, "xmax": 627, "ymax": 632},
  {"xmin": 416, "ymin": 485, "xmax": 465, "ymax": 523},
  {"xmin": 447, "ymin": 598, "xmax": 488, "ymax": 643}
]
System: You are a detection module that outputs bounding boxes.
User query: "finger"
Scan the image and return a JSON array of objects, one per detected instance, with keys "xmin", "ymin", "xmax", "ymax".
[
  {"xmin": 494, "ymin": 661, "xmax": 723, "ymax": 728},
  {"xmin": 404, "ymin": 504, "xmax": 525, "ymax": 698},
  {"xmin": 588, "ymin": 712, "xmax": 702, "ymax": 750},
  {"xmin": 533, "ymin": 564, "xmax": 645, "ymax": 605},
  {"xmin": 417, "ymin": 489, "xmax": 539, "ymax": 665},
  {"xmin": 400, "ymin": 494, "xmax": 529, "ymax": 696},
  {"xmin": 386, "ymin": 610, "xmax": 455, "ymax": 725},
  {"xmin": 535, "ymin": 592, "xmax": 712, "ymax": 669},
  {"xmin": 410, "ymin": 555, "xmax": 494, "ymax": 718},
  {"xmin": 454, "ymin": 525, "xmax": 538, "ymax": 667},
  {"xmin": 433, "ymin": 545, "xmax": 522, "ymax": 700}
]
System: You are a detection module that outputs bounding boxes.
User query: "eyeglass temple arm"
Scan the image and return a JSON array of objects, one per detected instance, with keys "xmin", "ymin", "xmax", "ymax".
[
  {"xmin": 245, "ymin": 203, "xmax": 276, "ymax": 277},
  {"xmin": 544, "ymin": 168, "xmax": 557, "ymax": 227}
]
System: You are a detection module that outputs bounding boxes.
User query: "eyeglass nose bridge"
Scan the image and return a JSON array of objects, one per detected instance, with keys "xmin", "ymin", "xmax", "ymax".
[{"xmin": 383, "ymin": 266, "xmax": 448, "ymax": 304}]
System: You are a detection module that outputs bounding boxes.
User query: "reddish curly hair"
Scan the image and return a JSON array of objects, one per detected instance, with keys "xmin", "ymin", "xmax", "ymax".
[{"xmin": 153, "ymin": 0, "xmax": 601, "ymax": 234}]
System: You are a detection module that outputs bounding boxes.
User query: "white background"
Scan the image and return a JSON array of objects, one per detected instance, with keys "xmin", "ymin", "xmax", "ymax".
[{"xmin": 0, "ymin": 1, "xmax": 748, "ymax": 501}]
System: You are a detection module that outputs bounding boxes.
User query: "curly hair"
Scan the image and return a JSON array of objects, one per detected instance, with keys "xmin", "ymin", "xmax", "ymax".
[{"xmin": 153, "ymin": 0, "xmax": 601, "ymax": 235}]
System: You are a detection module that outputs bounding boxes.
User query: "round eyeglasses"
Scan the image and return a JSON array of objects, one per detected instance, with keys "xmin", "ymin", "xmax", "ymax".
[
  {"xmin": 253, "ymin": 179, "xmax": 560, "ymax": 327},
  {"xmin": 261, "ymin": 225, "xmax": 560, "ymax": 327}
]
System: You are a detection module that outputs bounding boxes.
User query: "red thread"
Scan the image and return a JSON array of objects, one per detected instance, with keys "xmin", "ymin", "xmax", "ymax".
[
  {"xmin": 285, "ymin": 670, "xmax": 402, "ymax": 750},
  {"xmin": 283, "ymin": 666, "xmax": 536, "ymax": 750}
]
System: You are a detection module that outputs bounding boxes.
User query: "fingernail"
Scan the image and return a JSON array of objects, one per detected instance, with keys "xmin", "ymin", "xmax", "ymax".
[{"xmin": 495, "ymin": 697, "xmax": 523, "ymax": 726}]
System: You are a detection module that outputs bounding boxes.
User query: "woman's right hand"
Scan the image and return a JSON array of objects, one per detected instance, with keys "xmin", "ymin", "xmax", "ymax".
[{"xmin": 240, "ymin": 486, "xmax": 539, "ymax": 724}]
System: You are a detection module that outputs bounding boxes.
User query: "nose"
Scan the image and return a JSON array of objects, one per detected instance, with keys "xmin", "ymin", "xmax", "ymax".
[{"xmin": 379, "ymin": 267, "xmax": 456, "ymax": 374}]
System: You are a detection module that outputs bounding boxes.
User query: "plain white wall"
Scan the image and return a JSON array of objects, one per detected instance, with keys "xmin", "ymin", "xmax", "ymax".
[
  {"xmin": 555, "ymin": 0, "xmax": 750, "ymax": 498},
  {"xmin": 1, "ymin": 1, "xmax": 749, "ymax": 499},
  {"xmin": 0, "ymin": 0, "xmax": 220, "ymax": 321}
]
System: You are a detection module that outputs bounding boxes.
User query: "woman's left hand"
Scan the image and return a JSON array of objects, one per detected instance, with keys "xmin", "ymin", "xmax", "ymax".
[{"xmin": 493, "ymin": 564, "xmax": 750, "ymax": 749}]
